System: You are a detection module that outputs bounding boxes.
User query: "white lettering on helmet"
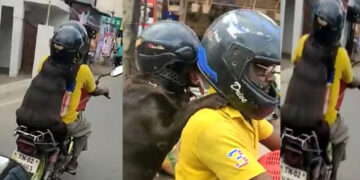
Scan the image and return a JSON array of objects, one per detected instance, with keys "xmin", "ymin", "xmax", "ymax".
[
  {"xmin": 147, "ymin": 43, "xmax": 165, "ymax": 50},
  {"xmin": 214, "ymin": 30, "xmax": 222, "ymax": 43},
  {"xmin": 231, "ymin": 81, "xmax": 248, "ymax": 103}
]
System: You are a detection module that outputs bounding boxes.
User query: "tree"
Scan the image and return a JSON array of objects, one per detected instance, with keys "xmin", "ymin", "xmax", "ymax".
[{"xmin": 123, "ymin": 0, "xmax": 141, "ymax": 79}]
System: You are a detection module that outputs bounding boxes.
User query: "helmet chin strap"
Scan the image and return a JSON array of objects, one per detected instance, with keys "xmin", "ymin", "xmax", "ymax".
[
  {"xmin": 258, "ymin": 81, "xmax": 264, "ymax": 89},
  {"xmin": 156, "ymin": 68, "xmax": 187, "ymax": 87}
]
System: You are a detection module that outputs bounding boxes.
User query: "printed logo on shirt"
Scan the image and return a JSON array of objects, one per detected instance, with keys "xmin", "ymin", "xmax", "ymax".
[
  {"xmin": 61, "ymin": 81, "xmax": 76, "ymax": 116},
  {"xmin": 228, "ymin": 148, "xmax": 249, "ymax": 168}
]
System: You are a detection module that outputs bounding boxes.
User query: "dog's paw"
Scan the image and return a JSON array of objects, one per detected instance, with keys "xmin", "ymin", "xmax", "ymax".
[{"xmin": 196, "ymin": 93, "xmax": 228, "ymax": 109}]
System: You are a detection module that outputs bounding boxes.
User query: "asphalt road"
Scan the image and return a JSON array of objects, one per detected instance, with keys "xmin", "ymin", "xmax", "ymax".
[
  {"xmin": 0, "ymin": 75, "xmax": 123, "ymax": 180},
  {"xmin": 337, "ymin": 88, "xmax": 360, "ymax": 179}
]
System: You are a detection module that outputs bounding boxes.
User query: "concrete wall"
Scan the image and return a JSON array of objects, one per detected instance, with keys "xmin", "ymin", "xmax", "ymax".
[
  {"xmin": 0, "ymin": 6, "xmax": 13, "ymax": 68},
  {"xmin": 96, "ymin": 0, "xmax": 123, "ymax": 17},
  {"xmin": 76, "ymin": 0, "xmax": 96, "ymax": 6},
  {"xmin": 282, "ymin": 0, "xmax": 294, "ymax": 55},
  {"xmin": 25, "ymin": 6, "xmax": 46, "ymax": 25},
  {"xmin": 48, "ymin": 8, "xmax": 69, "ymax": 29},
  {"xmin": 280, "ymin": 0, "xmax": 285, "ymax": 54},
  {"xmin": 1, "ymin": 0, "xmax": 69, "ymax": 77},
  {"xmin": 291, "ymin": 0, "xmax": 304, "ymax": 56},
  {"xmin": 32, "ymin": 25, "xmax": 54, "ymax": 77},
  {"xmin": 9, "ymin": 0, "xmax": 25, "ymax": 77}
]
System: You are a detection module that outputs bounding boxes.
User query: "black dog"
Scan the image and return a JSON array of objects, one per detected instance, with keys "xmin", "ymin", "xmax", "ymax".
[
  {"xmin": 123, "ymin": 73, "xmax": 227, "ymax": 180},
  {"xmin": 281, "ymin": 35, "xmax": 337, "ymax": 150},
  {"xmin": 16, "ymin": 59, "xmax": 77, "ymax": 143}
]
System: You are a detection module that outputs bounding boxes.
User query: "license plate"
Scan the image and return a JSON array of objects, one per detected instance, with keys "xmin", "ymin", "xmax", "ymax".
[
  {"xmin": 12, "ymin": 151, "xmax": 40, "ymax": 174},
  {"xmin": 281, "ymin": 162, "xmax": 307, "ymax": 180}
]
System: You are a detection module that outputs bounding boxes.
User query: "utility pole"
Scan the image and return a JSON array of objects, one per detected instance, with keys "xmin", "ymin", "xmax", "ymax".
[
  {"xmin": 0, "ymin": 0, "xmax": 2, "ymax": 27},
  {"xmin": 123, "ymin": 0, "xmax": 141, "ymax": 79},
  {"xmin": 46, "ymin": 0, "xmax": 52, "ymax": 26}
]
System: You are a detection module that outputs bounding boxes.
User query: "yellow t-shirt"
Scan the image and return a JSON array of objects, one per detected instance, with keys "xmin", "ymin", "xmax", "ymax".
[
  {"xmin": 175, "ymin": 106, "xmax": 274, "ymax": 180},
  {"xmin": 292, "ymin": 34, "xmax": 353, "ymax": 125},
  {"xmin": 38, "ymin": 56, "xmax": 96, "ymax": 124}
]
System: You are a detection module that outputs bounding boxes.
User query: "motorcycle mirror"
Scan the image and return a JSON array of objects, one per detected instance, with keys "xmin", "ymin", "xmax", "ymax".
[
  {"xmin": 110, "ymin": 65, "xmax": 123, "ymax": 77},
  {"xmin": 0, "ymin": 155, "xmax": 30, "ymax": 179}
]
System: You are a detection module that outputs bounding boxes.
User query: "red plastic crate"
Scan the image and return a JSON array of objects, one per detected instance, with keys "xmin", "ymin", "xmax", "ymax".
[{"xmin": 258, "ymin": 150, "xmax": 280, "ymax": 180}]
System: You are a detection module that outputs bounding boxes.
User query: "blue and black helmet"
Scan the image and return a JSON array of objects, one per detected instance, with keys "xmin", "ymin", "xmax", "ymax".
[{"xmin": 198, "ymin": 9, "xmax": 280, "ymax": 120}]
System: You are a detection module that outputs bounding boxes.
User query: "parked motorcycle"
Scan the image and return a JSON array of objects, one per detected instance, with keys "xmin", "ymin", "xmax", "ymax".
[
  {"xmin": 11, "ymin": 66, "xmax": 122, "ymax": 180},
  {"xmin": 0, "ymin": 154, "xmax": 30, "ymax": 180}
]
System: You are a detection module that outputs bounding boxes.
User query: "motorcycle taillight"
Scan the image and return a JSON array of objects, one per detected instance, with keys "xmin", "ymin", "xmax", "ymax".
[
  {"xmin": 284, "ymin": 146, "xmax": 303, "ymax": 168},
  {"xmin": 16, "ymin": 137, "xmax": 37, "ymax": 155}
]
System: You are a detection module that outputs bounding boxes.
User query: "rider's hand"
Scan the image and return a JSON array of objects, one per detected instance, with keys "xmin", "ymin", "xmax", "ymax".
[
  {"xmin": 347, "ymin": 77, "xmax": 360, "ymax": 89},
  {"xmin": 91, "ymin": 87, "xmax": 110, "ymax": 99},
  {"xmin": 102, "ymin": 87, "xmax": 110, "ymax": 99}
]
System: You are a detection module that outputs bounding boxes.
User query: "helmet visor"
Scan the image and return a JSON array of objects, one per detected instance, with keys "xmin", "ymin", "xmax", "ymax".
[{"xmin": 244, "ymin": 57, "xmax": 279, "ymax": 97}]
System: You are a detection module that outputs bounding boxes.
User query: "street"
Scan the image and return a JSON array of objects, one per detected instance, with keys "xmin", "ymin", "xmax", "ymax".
[
  {"xmin": 338, "ymin": 89, "xmax": 360, "ymax": 179},
  {"xmin": 281, "ymin": 61, "xmax": 360, "ymax": 179},
  {"xmin": 0, "ymin": 75, "xmax": 123, "ymax": 180}
]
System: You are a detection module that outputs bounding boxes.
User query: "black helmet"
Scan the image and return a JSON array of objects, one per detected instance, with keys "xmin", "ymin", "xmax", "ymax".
[
  {"xmin": 50, "ymin": 21, "xmax": 90, "ymax": 65},
  {"xmin": 198, "ymin": 9, "xmax": 280, "ymax": 120},
  {"xmin": 312, "ymin": 0, "xmax": 344, "ymax": 44},
  {"xmin": 136, "ymin": 21, "xmax": 200, "ymax": 87}
]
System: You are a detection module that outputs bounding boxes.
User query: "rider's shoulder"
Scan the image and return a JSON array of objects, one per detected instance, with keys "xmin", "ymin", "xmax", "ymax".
[
  {"xmin": 336, "ymin": 47, "xmax": 350, "ymax": 61},
  {"xmin": 337, "ymin": 47, "xmax": 348, "ymax": 55},
  {"xmin": 78, "ymin": 64, "xmax": 92, "ymax": 73}
]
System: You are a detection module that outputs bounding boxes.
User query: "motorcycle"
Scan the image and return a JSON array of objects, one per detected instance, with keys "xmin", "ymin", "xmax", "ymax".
[
  {"xmin": 0, "ymin": 154, "xmax": 30, "ymax": 180},
  {"xmin": 281, "ymin": 60, "xmax": 360, "ymax": 180},
  {"xmin": 11, "ymin": 66, "xmax": 122, "ymax": 180},
  {"xmin": 280, "ymin": 128, "xmax": 332, "ymax": 180}
]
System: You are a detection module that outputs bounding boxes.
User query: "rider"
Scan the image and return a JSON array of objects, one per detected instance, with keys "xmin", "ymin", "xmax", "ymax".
[
  {"xmin": 291, "ymin": 0, "xmax": 360, "ymax": 179},
  {"xmin": 175, "ymin": 9, "xmax": 280, "ymax": 180},
  {"xmin": 37, "ymin": 21, "xmax": 109, "ymax": 174}
]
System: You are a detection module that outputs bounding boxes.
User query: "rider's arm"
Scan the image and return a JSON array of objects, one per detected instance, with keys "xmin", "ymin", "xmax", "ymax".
[
  {"xmin": 81, "ymin": 65, "xmax": 109, "ymax": 97},
  {"xmin": 259, "ymin": 120, "xmax": 280, "ymax": 151},
  {"xmin": 338, "ymin": 48, "xmax": 358, "ymax": 88},
  {"xmin": 260, "ymin": 132, "xmax": 280, "ymax": 151},
  {"xmin": 91, "ymin": 87, "xmax": 109, "ymax": 97},
  {"xmin": 82, "ymin": 65, "xmax": 96, "ymax": 92},
  {"xmin": 195, "ymin": 121, "xmax": 270, "ymax": 180}
]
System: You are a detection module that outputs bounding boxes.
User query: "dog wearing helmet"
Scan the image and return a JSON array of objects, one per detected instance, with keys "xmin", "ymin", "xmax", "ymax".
[
  {"xmin": 16, "ymin": 21, "xmax": 91, "ymax": 143},
  {"xmin": 123, "ymin": 21, "xmax": 227, "ymax": 180},
  {"xmin": 16, "ymin": 21, "xmax": 109, "ymax": 174}
]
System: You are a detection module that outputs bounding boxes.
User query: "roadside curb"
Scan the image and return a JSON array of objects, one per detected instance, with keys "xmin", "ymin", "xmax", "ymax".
[
  {"xmin": 0, "ymin": 79, "xmax": 31, "ymax": 95},
  {"xmin": 281, "ymin": 67, "xmax": 293, "ymax": 84}
]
